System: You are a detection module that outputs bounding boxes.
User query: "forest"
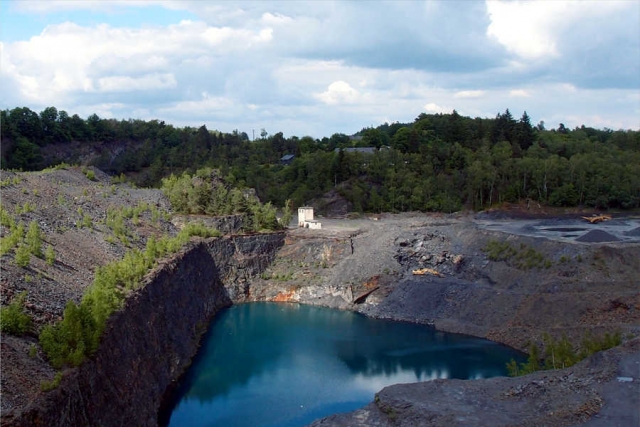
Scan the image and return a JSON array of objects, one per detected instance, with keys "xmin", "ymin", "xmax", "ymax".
[{"xmin": 2, "ymin": 106, "xmax": 639, "ymax": 213}]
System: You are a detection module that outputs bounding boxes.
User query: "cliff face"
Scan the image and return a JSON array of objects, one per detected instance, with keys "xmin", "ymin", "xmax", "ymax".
[{"xmin": 3, "ymin": 233, "xmax": 284, "ymax": 427}]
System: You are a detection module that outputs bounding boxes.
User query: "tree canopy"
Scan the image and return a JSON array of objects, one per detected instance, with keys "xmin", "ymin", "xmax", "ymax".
[{"xmin": 2, "ymin": 106, "xmax": 639, "ymax": 212}]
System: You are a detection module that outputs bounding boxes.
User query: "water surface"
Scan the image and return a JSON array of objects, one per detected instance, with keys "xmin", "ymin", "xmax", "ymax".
[{"xmin": 163, "ymin": 302, "xmax": 524, "ymax": 427}]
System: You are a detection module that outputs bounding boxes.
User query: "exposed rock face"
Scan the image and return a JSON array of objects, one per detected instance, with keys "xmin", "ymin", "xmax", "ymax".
[{"xmin": 2, "ymin": 233, "xmax": 284, "ymax": 427}]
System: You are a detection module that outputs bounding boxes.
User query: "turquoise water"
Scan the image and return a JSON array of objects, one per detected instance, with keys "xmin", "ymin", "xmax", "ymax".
[{"xmin": 162, "ymin": 303, "xmax": 524, "ymax": 427}]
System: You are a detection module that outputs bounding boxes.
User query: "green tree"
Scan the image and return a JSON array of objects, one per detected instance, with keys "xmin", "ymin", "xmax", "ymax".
[
  {"xmin": 15, "ymin": 243, "xmax": 31, "ymax": 267},
  {"xmin": 45, "ymin": 245, "xmax": 56, "ymax": 265},
  {"xmin": 26, "ymin": 220, "xmax": 43, "ymax": 258},
  {"xmin": 40, "ymin": 106, "xmax": 60, "ymax": 144},
  {"xmin": 39, "ymin": 301, "xmax": 98, "ymax": 368},
  {"xmin": 280, "ymin": 199, "xmax": 293, "ymax": 227},
  {"xmin": 0, "ymin": 291, "xmax": 32, "ymax": 335}
]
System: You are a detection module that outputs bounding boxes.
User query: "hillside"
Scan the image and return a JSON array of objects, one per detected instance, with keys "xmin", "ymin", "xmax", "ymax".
[{"xmin": 0, "ymin": 166, "xmax": 178, "ymax": 415}]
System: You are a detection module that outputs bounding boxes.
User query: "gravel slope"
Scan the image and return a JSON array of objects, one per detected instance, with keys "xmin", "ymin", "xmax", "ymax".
[{"xmin": 2, "ymin": 168, "xmax": 639, "ymax": 425}]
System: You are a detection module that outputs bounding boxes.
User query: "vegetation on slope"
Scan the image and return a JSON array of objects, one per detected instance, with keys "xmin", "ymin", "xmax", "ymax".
[
  {"xmin": 160, "ymin": 167, "xmax": 283, "ymax": 231},
  {"xmin": 39, "ymin": 224, "xmax": 221, "ymax": 368},
  {"xmin": 507, "ymin": 331, "xmax": 622, "ymax": 376},
  {"xmin": 2, "ymin": 106, "xmax": 638, "ymax": 212},
  {"xmin": 0, "ymin": 291, "xmax": 32, "ymax": 335}
]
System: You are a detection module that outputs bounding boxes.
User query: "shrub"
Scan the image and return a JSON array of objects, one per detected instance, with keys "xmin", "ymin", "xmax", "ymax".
[
  {"xmin": 0, "ymin": 291, "xmax": 32, "ymax": 335},
  {"xmin": 580, "ymin": 330, "xmax": 621, "ymax": 358},
  {"xmin": 45, "ymin": 245, "xmax": 55, "ymax": 265},
  {"xmin": 41, "ymin": 372, "xmax": 63, "ymax": 391},
  {"xmin": 39, "ymin": 223, "xmax": 222, "ymax": 368},
  {"xmin": 0, "ymin": 207, "xmax": 15, "ymax": 228},
  {"xmin": 483, "ymin": 240, "xmax": 517, "ymax": 261},
  {"xmin": 280, "ymin": 199, "xmax": 293, "ymax": 227},
  {"xmin": 15, "ymin": 243, "xmax": 31, "ymax": 267},
  {"xmin": 111, "ymin": 173, "xmax": 127, "ymax": 184},
  {"xmin": 0, "ymin": 222, "xmax": 23, "ymax": 256},
  {"xmin": 181, "ymin": 222, "xmax": 222, "ymax": 239},
  {"xmin": 0, "ymin": 176, "xmax": 22, "ymax": 187},
  {"xmin": 15, "ymin": 202, "xmax": 35, "ymax": 214},
  {"xmin": 162, "ymin": 168, "xmax": 283, "ymax": 232},
  {"xmin": 26, "ymin": 221, "xmax": 43, "ymax": 258},
  {"xmin": 39, "ymin": 301, "xmax": 99, "ymax": 369}
]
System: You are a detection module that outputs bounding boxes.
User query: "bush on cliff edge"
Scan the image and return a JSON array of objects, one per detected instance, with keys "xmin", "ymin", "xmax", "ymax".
[{"xmin": 39, "ymin": 224, "xmax": 221, "ymax": 369}]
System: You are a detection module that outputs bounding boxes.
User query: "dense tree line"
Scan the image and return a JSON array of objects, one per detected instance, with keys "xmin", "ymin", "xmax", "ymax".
[
  {"xmin": 161, "ymin": 168, "xmax": 283, "ymax": 231},
  {"xmin": 2, "ymin": 106, "xmax": 639, "ymax": 212}
]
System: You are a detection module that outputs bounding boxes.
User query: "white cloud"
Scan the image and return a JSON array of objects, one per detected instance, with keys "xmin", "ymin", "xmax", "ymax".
[
  {"xmin": 0, "ymin": 20, "xmax": 272, "ymax": 105},
  {"xmin": 486, "ymin": 0, "xmax": 563, "ymax": 59},
  {"xmin": 423, "ymin": 103, "xmax": 452, "ymax": 114},
  {"xmin": 454, "ymin": 90, "xmax": 485, "ymax": 99},
  {"xmin": 159, "ymin": 92, "xmax": 234, "ymax": 117},
  {"xmin": 315, "ymin": 81, "xmax": 360, "ymax": 105},
  {"xmin": 261, "ymin": 12, "xmax": 293, "ymax": 26},
  {"xmin": 486, "ymin": 0, "xmax": 634, "ymax": 63},
  {"xmin": 97, "ymin": 73, "xmax": 177, "ymax": 92},
  {"xmin": 1, "ymin": 1, "xmax": 638, "ymax": 136},
  {"xmin": 11, "ymin": 0, "xmax": 183, "ymax": 13},
  {"xmin": 72, "ymin": 102, "xmax": 126, "ymax": 119},
  {"xmin": 509, "ymin": 89, "xmax": 531, "ymax": 98}
]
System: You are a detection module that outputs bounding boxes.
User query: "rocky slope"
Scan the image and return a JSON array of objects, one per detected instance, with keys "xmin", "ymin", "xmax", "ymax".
[
  {"xmin": 1, "ymin": 167, "xmax": 639, "ymax": 426},
  {"xmin": 250, "ymin": 214, "xmax": 640, "ymax": 352},
  {"xmin": 310, "ymin": 337, "xmax": 639, "ymax": 427}
]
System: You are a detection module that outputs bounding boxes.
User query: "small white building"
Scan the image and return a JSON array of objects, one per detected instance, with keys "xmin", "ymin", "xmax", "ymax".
[
  {"xmin": 305, "ymin": 220, "xmax": 322, "ymax": 230},
  {"xmin": 298, "ymin": 207, "xmax": 314, "ymax": 227},
  {"xmin": 298, "ymin": 206, "xmax": 322, "ymax": 229}
]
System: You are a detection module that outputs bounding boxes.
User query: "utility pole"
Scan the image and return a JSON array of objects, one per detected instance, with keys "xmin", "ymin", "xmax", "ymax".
[{"xmin": 252, "ymin": 129, "xmax": 255, "ymax": 141}]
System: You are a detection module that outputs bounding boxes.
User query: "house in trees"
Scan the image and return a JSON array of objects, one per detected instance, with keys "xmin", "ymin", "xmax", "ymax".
[
  {"xmin": 334, "ymin": 147, "xmax": 376, "ymax": 154},
  {"xmin": 280, "ymin": 154, "xmax": 295, "ymax": 165}
]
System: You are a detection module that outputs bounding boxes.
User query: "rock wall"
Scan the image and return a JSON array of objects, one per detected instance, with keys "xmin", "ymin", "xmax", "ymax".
[{"xmin": 3, "ymin": 233, "xmax": 284, "ymax": 427}]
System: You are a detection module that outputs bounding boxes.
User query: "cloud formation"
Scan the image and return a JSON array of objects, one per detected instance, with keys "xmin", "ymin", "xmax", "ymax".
[{"xmin": 1, "ymin": 0, "xmax": 638, "ymax": 137}]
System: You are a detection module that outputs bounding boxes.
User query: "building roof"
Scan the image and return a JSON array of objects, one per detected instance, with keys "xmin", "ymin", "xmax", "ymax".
[
  {"xmin": 334, "ymin": 147, "xmax": 376, "ymax": 154},
  {"xmin": 280, "ymin": 154, "xmax": 295, "ymax": 161}
]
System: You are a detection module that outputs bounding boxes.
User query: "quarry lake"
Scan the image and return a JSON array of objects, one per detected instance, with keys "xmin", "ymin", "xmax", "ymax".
[{"xmin": 162, "ymin": 302, "xmax": 525, "ymax": 427}]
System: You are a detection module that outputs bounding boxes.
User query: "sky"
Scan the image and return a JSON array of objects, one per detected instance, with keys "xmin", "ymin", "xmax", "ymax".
[{"xmin": 1, "ymin": 0, "xmax": 639, "ymax": 138}]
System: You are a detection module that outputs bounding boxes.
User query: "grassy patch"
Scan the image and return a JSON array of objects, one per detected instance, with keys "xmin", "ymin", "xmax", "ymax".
[
  {"xmin": 0, "ymin": 176, "xmax": 22, "ymax": 187},
  {"xmin": 483, "ymin": 239, "xmax": 552, "ymax": 270},
  {"xmin": 40, "ymin": 372, "xmax": 63, "ymax": 392},
  {"xmin": 15, "ymin": 201, "xmax": 35, "ymax": 215}
]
